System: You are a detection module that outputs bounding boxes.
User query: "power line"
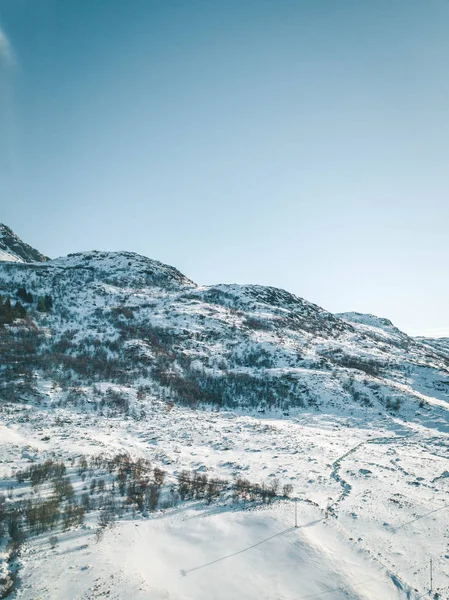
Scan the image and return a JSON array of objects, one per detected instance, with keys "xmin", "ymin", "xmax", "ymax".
[
  {"xmin": 285, "ymin": 573, "xmax": 389, "ymax": 600},
  {"xmin": 174, "ymin": 482, "xmax": 449, "ymax": 597},
  {"xmin": 286, "ymin": 557, "xmax": 437, "ymax": 600},
  {"xmin": 393, "ymin": 501, "xmax": 449, "ymax": 531},
  {"xmin": 181, "ymin": 526, "xmax": 296, "ymax": 575},
  {"xmin": 177, "ymin": 501, "xmax": 449, "ymax": 599},
  {"xmin": 430, "ymin": 557, "xmax": 433, "ymax": 593}
]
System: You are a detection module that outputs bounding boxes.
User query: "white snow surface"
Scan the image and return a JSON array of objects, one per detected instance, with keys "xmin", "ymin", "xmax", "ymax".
[
  {"xmin": 0, "ymin": 249, "xmax": 21, "ymax": 262},
  {"xmin": 0, "ymin": 242, "xmax": 449, "ymax": 599},
  {"xmin": 2, "ymin": 401, "xmax": 449, "ymax": 599}
]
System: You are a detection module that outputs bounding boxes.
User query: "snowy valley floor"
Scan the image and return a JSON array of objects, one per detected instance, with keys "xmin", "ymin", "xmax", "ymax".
[{"xmin": 2, "ymin": 401, "xmax": 449, "ymax": 599}]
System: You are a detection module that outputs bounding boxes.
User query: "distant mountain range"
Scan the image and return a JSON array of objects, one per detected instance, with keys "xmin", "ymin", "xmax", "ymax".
[{"xmin": 1, "ymin": 223, "xmax": 448, "ymax": 427}]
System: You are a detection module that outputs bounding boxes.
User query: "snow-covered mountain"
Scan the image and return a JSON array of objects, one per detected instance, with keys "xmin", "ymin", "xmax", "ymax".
[
  {"xmin": 0, "ymin": 223, "xmax": 49, "ymax": 263},
  {"xmin": 1, "ymin": 223, "xmax": 448, "ymax": 427},
  {"xmin": 2, "ymin": 224, "xmax": 449, "ymax": 600}
]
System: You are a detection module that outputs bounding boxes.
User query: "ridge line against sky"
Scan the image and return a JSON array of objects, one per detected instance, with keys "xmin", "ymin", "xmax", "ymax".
[
  {"xmin": 2, "ymin": 219, "xmax": 448, "ymax": 339},
  {"xmin": 0, "ymin": 0, "xmax": 448, "ymax": 337}
]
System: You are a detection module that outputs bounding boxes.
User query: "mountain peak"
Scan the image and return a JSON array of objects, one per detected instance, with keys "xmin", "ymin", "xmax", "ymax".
[
  {"xmin": 0, "ymin": 223, "xmax": 50, "ymax": 263},
  {"xmin": 336, "ymin": 311, "xmax": 409, "ymax": 343},
  {"xmin": 50, "ymin": 250, "xmax": 196, "ymax": 288}
]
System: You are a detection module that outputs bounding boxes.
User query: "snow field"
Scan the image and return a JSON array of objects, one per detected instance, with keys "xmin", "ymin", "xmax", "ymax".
[{"xmin": 2, "ymin": 401, "xmax": 449, "ymax": 598}]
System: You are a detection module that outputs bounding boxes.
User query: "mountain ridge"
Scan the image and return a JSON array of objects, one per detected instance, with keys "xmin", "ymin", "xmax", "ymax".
[
  {"xmin": 0, "ymin": 224, "xmax": 420, "ymax": 337},
  {"xmin": 0, "ymin": 223, "xmax": 448, "ymax": 427},
  {"xmin": 0, "ymin": 223, "xmax": 50, "ymax": 263}
]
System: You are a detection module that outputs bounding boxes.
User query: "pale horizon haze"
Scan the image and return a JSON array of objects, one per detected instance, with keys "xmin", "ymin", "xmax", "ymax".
[{"xmin": 1, "ymin": 0, "xmax": 448, "ymax": 337}]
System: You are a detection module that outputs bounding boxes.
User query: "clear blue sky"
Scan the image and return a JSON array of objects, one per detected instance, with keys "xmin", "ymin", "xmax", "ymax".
[{"xmin": 1, "ymin": 0, "xmax": 448, "ymax": 336}]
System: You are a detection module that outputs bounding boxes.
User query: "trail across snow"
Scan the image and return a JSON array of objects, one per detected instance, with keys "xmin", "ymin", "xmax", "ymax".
[{"xmin": 2, "ymin": 402, "xmax": 448, "ymax": 599}]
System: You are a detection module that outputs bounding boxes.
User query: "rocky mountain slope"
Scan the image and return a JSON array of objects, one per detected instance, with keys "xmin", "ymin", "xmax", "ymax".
[
  {"xmin": 2, "ymin": 224, "xmax": 449, "ymax": 600},
  {"xmin": 0, "ymin": 223, "xmax": 448, "ymax": 428},
  {"xmin": 0, "ymin": 223, "xmax": 49, "ymax": 263}
]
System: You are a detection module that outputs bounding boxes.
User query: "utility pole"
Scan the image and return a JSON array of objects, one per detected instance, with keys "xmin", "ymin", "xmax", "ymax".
[
  {"xmin": 430, "ymin": 557, "xmax": 433, "ymax": 594},
  {"xmin": 294, "ymin": 493, "xmax": 304, "ymax": 528}
]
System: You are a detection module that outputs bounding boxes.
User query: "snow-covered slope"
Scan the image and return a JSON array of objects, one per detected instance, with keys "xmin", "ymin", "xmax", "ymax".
[
  {"xmin": 0, "ymin": 225, "xmax": 448, "ymax": 426},
  {"xmin": 337, "ymin": 311, "xmax": 410, "ymax": 344},
  {"xmin": 0, "ymin": 223, "xmax": 49, "ymax": 263},
  {"xmin": 1, "ymin": 400, "xmax": 447, "ymax": 599},
  {"xmin": 1, "ymin": 224, "xmax": 449, "ymax": 599}
]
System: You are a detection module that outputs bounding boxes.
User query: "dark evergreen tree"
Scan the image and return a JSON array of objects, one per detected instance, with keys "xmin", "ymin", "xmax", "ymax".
[
  {"xmin": 37, "ymin": 295, "xmax": 53, "ymax": 312},
  {"xmin": 0, "ymin": 296, "xmax": 13, "ymax": 325},
  {"xmin": 37, "ymin": 296, "xmax": 46, "ymax": 312},
  {"xmin": 13, "ymin": 301, "xmax": 26, "ymax": 319},
  {"xmin": 44, "ymin": 295, "xmax": 53, "ymax": 311},
  {"xmin": 17, "ymin": 287, "xmax": 33, "ymax": 303}
]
